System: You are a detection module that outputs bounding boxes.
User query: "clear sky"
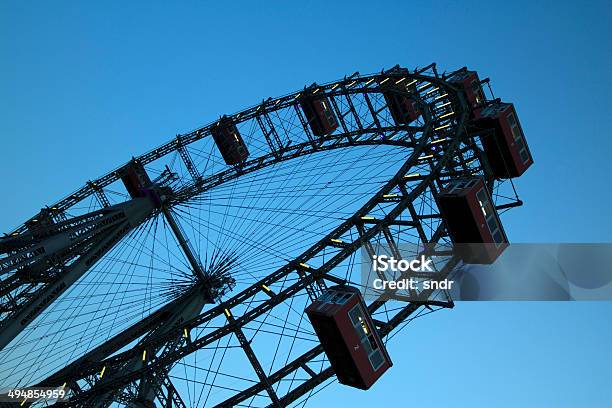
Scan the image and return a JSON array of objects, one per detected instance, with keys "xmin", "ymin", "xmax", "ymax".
[{"xmin": 1, "ymin": 1, "xmax": 611, "ymax": 407}]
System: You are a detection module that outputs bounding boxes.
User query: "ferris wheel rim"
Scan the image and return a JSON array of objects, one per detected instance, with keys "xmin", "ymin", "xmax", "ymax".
[{"xmin": 2, "ymin": 64, "xmax": 503, "ymax": 408}]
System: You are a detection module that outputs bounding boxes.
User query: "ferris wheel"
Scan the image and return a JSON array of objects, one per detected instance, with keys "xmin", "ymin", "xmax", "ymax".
[{"xmin": 0, "ymin": 63, "xmax": 532, "ymax": 407}]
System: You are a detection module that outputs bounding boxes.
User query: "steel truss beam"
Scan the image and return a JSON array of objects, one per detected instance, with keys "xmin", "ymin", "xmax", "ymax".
[
  {"xmin": 176, "ymin": 136, "xmax": 201, "ymax": 182},
  {"xmin": 73, "ymin": 285, "xmax": 209, "ymax": 407},
  {"xmin": 0, "ymin": 198, "xmax": 156, "ymax": 351}
]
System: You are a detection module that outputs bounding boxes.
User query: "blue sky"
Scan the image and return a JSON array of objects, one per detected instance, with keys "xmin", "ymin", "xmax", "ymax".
[{"xmin": 1, "ymin": 1, "xmax": 611, "ymax": 407}]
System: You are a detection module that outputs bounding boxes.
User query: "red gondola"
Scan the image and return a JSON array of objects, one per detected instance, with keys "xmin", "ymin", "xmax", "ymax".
[
  {"xmin": 119, "ymin": 160, "xmax": 153, "ymax": 199},
  {"xmin": 305, "ymin": 285, "xmax": 392, "ymax": 390},
  {"xmin": 379, "ymin": 76, "xmax": 420, "ymax": 124},
  {"xmin": 474, "ymin": 102, "xmax": 533, "ymax": 179},
  {"xmin": 118, "ymin": 160, "xmax": 166, "ymax": 207},
  {"xmin": 210, "ymin": 116, "xmax": 249, "ymax": 165},
  {"xmin": 299, "ymin": 92, "xmax": 339, "ymax": 136},
  {"xmin": 447, "ymin": 69, "xmax": 486, "ymax": 113},
  {"xmin": 436, "ymin": 177, "xmax": 508, "ymax": 264}
]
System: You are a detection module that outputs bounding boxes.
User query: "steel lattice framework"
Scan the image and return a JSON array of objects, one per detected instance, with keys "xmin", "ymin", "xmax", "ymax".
[{"xmin": 0, "ymin": 63, "xmax": 522, "ymax": 407}]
